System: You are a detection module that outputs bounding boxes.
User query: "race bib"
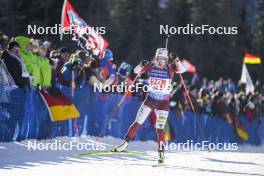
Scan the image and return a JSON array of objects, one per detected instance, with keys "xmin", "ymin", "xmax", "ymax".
[{"xmin": 149, "ymin": 78, "xmax": 171, "ymax": 92}]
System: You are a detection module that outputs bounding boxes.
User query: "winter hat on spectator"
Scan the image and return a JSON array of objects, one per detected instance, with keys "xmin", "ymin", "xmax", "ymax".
[
  {"xmin": 102, "ymin": 49, "xmax": 113, "ymax": 61},
  {"xmin": 43, "ymin": 41, "xmax": 52, "ymax": 49},
  {"xmin": 14, "ymin": 36, "xmax": 31, "ymax": 51},
  {"xmin": 59, "ymin": 47, "xmax": 70, "ymax": 54},
  {"xmin": 0, "ymin": 32, "xmax": 9, "ymax": 50},
  {"xmin": 30, "ymin": 39, "xmax": 40, "ymax": 46},
  {"xmin": 50, "ymin": 50, "xmax": 59, "ymax": 59},
  {"xmin": 8, "ymin": 41, "xmax": 20, "ymax": 50}
]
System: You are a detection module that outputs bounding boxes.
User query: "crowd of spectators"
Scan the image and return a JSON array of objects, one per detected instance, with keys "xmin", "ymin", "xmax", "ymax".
[
  {"xmin": 170, "ymin": 76, "xmax": 264, "ymax": 124},
  {"xmin": 1, "ymin": 32, "xmax": 263, "ymax": 125}
]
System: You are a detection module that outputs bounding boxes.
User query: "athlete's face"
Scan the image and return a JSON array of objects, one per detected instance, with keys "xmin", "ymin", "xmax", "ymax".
[{"xmin": 156, "ymin": 56, "xmax": 167, "ymax": 68}]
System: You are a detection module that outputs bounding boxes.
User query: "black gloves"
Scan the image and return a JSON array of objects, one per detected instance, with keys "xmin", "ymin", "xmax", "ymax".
[
  {"xmin": 141, "ymin": 60, "xmax": 149, "ymax": 66},
  {"xmin": 169, "ymin": 52, "xmax": 177, "ymax": 59}
]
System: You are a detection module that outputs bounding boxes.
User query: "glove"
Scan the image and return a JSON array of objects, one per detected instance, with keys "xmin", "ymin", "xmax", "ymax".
[
  {"xmin": 175, "ymin": 57, "xmax": 186, "ymax": 74},
  {"xmin": 141, "ymin": 60, "xmax": 149, "ymax": 67},
  {"xmin": 169, "ymin": 52, "xmax": 177, "ymax": 59}
]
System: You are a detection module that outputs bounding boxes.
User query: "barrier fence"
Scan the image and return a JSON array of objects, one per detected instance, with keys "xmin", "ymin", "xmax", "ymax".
[{"xmin": 0, "ymin": 84, "xmax": 264, "ymax": 145}]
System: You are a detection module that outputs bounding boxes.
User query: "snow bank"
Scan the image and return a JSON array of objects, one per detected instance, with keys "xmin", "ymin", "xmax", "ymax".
[{"xmin": 0, "ymin": 136, "xmax": 263, "ymax": 176}]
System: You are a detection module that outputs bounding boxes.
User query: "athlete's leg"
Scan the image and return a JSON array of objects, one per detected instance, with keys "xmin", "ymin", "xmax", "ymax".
[
  {"xmin": 112, "ymin": 99, "xmax": 152, "ymax": 152},
  {"xmin": 155, "ymin": 110, "xmax": 169, "ymax": 150},
  {"xmin": 155, "ymin": 108, "xmax": 169, "ymax": 164},
  {"xmin": 125, "ymin": 104, "xmax": 152, "ymax": 140}
]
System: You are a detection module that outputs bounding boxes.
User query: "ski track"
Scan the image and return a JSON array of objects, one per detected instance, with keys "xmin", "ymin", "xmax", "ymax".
[{"xmin": 0, "ymin": 136, "xmax": 264, "ymax": 176}]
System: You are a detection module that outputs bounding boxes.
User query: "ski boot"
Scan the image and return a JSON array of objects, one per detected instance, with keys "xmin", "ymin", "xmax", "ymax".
[
  {"xmin": 158, "ymin": 149, "xmax": 165, "ymax": 164},
  {"xmin": 111, "ymin": 137, "xmax": 129, "ymax": 152}
]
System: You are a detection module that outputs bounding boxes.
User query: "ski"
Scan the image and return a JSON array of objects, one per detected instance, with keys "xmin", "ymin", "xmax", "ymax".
[
  {"xmin": 152, "ymin": 162, "xmax": 165, "ymax": 167},
  {"xmin": 76, "ymin": 150, "xmax": 147, "ymax": 156}
]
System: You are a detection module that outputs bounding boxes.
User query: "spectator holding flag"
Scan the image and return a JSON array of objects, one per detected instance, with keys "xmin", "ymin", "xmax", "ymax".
[{"xmin": 99, "ymin": 49, "xmax": 116, "ymax": 80}]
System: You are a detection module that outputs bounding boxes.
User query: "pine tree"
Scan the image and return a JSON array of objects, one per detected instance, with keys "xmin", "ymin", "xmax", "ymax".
[
  {"xmin": 253, "ymin": 0, "xmax": 264, "ymax": 80},
  {"xmin": 254, "ymin": 0, "xmax": 264, "ymax": 57},
  {"xmin": 109, "ymin": 0, "xmax": 162, "ymax": 65},
  {"xmin": 189, "ymin": 0, "xmax": 252, "ymax": 79}
]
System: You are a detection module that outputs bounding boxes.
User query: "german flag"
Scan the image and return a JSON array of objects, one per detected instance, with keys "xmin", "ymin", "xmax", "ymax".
[
  {"xmin": 39, "ymin": 89, "xmax": 80, "ymax": 121},
  {"xmin": 164, "ymin": 120, "xmax": 174, "ymax": 141},
  {"xmin": 244, "ymin": 53, "xmax": 261, "ymax": 64},
  {"xmin": 235, "ymin": 121, "xmax": 248, "ymax": 141}
]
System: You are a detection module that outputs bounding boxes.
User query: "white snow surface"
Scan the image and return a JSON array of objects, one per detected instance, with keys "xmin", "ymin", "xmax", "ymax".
[{"xmin": 0, "ymin": 136, "xmax": 264, "ymax": 176}]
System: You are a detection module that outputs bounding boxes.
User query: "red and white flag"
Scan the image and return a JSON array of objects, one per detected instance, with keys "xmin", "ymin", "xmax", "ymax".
[
  {"xmin": 61, "ymin": 0, "xmax": 108, "ymax": 57},
  {"xmin": 181, "ymin": 59, "xmax": 196, "ymax": 74},
  {"xmin": 176, "ymin": 58, "xmax": 196, "ymax": 74}
]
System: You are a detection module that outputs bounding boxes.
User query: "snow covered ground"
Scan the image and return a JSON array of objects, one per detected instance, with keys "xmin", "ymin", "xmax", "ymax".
[{"xmin": 0, "ymin": 136, "xmax": 264, "ymax": 176}]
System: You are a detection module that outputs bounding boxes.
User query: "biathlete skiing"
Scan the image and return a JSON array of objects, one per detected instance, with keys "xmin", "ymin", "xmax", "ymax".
[{"xmin": 112, "ymin": 47, "xmax": 185, "ymax": 165}]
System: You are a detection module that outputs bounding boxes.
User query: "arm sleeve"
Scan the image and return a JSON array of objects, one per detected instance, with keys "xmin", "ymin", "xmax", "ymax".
[
  {"xmin": 134, "ymin": 64, "xmax": 143, "ymax": 74},
  {"xmin": 3, "ymin": 54, "xmax": 29, "ymax": 87},
  {"xmin": 134, "ymin": 63, "xmax": 152, "ymax": 74}
]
